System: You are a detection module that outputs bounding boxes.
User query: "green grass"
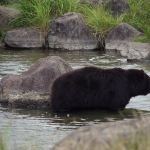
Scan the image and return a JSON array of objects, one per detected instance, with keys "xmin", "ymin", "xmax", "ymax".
[
  {"xmin": 1, "ymin": 0, "xmax": 150, "ymax": 44},
  {"xmin": 50, "ymin": 0, "xmax": 80, "ymax": 18},
  {"xmin": 10, "ymin": 0, "xmax": 80, "ymax": 35},
  {"xmin": 79, "ymin": 4, "xmax": 125, "ymax": 46},
  {"xmin": 11, "ymin": 0, "xmax": 52, "ymax": 34},
  {"xmin": 124, "ymin": 0, "xmax": 150, "ymax": 42}
]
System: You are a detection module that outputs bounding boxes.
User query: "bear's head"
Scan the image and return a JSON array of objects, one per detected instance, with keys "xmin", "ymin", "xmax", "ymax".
[{"xmin": 127, "ymin": 69, "xmax": 150, "ymax": 97}]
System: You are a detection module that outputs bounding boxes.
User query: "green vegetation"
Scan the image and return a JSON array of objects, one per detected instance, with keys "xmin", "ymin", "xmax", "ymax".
[
  {"xmin": 0, "ymin": 0, "xmax": 150, "ymax": 43},
  {"xmin": 79, "ymin": 4, "xmax": 125, "ymax": 46},
  {"xmin": 8, "ymin": 0, "xmax": 80, "ymax": 34},
  {"xmin": 124, "ymin": 0, "xmax": 150, "ymax": 42},
  {"xmin": 12, "ymin": 0, "xmax": 52, "ymax": 33}
]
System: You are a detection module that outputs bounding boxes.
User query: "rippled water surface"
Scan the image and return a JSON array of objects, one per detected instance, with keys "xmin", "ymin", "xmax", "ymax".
[{"xmin": 1, "ymin": 48, "xmax": 150, "ymax": 149}]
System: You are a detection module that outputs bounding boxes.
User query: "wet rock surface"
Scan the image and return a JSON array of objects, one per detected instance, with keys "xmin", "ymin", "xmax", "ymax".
[
  {"xmin": 106, "ymin": 42, "xmax": 150, "ymax": 62},
  {"xmin": 0, "ymin": 56, "xmax": 73, "ymax": 108}
]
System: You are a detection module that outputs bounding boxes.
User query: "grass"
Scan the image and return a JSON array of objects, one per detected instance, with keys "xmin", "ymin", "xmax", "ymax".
[
  {"xmin": 79, "ymin": 4, "xmax": 125, "ymax": 46},
  {"xmin": 1, "ymin": 0, "xmax": 150, "ymax": 44},
  {"xmin": 8, "ymin": 0, "xmax": 80, "ymax": 35},
  {"xmin": 124, "ymin": 0, "xmax": 150, "ymax": 42},
  {"xmin": 10, "ymin": 0, "xmax": 52, "ymax": 34},
  {"xmin": 50, "ymin": 0, "xmax": 80, "ymax": 18}
]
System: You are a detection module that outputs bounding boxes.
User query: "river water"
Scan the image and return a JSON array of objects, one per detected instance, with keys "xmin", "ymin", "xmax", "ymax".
[{"xmin": 0, "ymin": 49, "xmax": 150, "ymax": 150}]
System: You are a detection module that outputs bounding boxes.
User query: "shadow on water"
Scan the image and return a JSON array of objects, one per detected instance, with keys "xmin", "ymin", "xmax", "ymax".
[{"xmin": 1, "ymin": 105, "xmax": 150, "ymax": 127}]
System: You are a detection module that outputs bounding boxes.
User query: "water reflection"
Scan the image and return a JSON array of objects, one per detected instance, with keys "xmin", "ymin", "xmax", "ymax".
[{"xmin": 1, "ymin": 48, "xmax": 150, "ymax": 149}]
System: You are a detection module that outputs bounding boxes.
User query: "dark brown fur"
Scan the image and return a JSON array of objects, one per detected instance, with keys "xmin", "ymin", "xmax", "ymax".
[{"xmin": 51, "ymin": 67, "xmax": 150, "ymax": 112}]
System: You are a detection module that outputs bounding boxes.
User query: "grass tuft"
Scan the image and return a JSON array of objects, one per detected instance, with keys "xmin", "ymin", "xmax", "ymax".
[{"xmin": 1, "ymin": 0, "xmax": 150, "ymax": 43}]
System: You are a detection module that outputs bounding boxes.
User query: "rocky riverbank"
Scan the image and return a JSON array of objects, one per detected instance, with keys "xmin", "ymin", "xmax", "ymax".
[{"xmin": 0, "ymin": 0, "xmax": 150, "ymax": 62}]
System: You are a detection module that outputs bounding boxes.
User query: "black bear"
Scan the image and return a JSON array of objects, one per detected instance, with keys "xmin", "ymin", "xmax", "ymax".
[{"xmin": 51, "ymin": 67, "xmax": 150, "ymax": 112}]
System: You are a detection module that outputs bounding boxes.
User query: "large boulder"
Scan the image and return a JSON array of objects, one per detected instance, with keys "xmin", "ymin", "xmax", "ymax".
[
  {"xmin": 105, "ymin": 23, "xmax": 150, "ymax": 62},
  {"xmin": 105, "ymin": 0, "xmax": 130, "ymax": 17},
  {"xmin": 47, "ymin": 12, "xmax": 99, "ymax": 50},
  {"xmin": 0, "ymin": 56, "xmax": 73, "ymax": 108},
  {"xmin": 105, "ymin": 23, "xmax": 142, "ymax": 43},
  {"xmin": 106, "ymin": 42, "xmax": 150, "ymax": 62},
  {"xmin": 0, "ymin": 6, "xmax": 20, "ymax": 29},
  {"xmin": 4, "ymin": 28, "xmax": 45, "ymax": 48},
  {"xmin": 52, "ymin": 116, "xmax": 150, "ymax": 150}
]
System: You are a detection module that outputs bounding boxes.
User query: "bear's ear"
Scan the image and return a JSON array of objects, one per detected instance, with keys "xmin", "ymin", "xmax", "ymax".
[
  {"xmin": 127, "ymin": 69, "xmax": 145, "ymax": 81},
  {"xmin": 140, "ymin": 69, "xmax": 144, "ymax": 73},
  {"xmin": 137, "ymin": 69, "xmax": 145, "ymax": 80}
]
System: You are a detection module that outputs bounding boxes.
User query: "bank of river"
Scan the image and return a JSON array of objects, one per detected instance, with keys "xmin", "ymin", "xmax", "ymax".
[{"xmin": 0, "ymin": 49, "xmax": 150, "ymax": 150}]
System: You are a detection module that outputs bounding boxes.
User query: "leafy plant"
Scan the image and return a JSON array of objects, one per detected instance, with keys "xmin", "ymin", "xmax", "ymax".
[
  {"xmin": 124, "ymin": 0, "xmax": 150, "ymax": 42},
  {"xmin": 50, "ymin": 0, "xmax": 80, "ymax": 18},
  {"xmin": 12, "ymin": 0, "xmax": 52, "ymax": 33},
  {"xmin": 79, "ymin": 4, "xmax": 124, "ymax": 47}
]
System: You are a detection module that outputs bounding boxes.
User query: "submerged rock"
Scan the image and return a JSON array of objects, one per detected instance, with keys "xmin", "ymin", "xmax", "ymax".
[
  {"xmin": 47, "ymin": 12, "xmax": 99, "ymax": 50},
  {"xmin": 4, "ymin": 28, "xmax": 45, "ymax": 48},
  {"xmin": 0, "ymin": 56, "xmax": 72, "ymax": 108}
]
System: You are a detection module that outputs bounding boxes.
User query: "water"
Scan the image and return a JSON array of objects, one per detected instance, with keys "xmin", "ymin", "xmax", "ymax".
[{"xmin": 1, "ymin": 48, "xmax": 150, "ymax": 149}]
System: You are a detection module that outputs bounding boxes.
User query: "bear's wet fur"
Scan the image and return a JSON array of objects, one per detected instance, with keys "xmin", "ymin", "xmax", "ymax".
[{"xmin": 51, "ymin": 67, "xmax": 150, "ymax": 112}]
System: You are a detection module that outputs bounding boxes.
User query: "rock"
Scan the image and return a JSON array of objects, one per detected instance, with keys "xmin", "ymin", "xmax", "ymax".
[
  {"xmin": 0, "ymin": 56, "xmax": 73, "ymax": 108},
  {"xmin": 47, "ymin": 12, "xmax": 99, "ymax": 50},
  {"xmin": 52, "ymin": 116, "xmax": 150, "ymax": 150},
  {"xmin": 105, "ymin": 23, "xmax": 142, "ymax": 43},
  {"xmin": 105, "ymin": 0, "xmax": 130, "ymax": 17},
  {"xmin": 127, "ymin": 42, "xmax": 150, "ymax": 61},
  {"xmin": 105, "ymin": 23, "xmax": 150, "ymax": 62},
  {"xmin": 4, "ymin": 28, "xmax": 45, "ymax": 48},
  {"xmin": 106, "ymin": 42, "xmax": 150, "ymax": 62},
  {"xmin": 0, "ymin": 6, "xmax": 20, "ymax": 29}
]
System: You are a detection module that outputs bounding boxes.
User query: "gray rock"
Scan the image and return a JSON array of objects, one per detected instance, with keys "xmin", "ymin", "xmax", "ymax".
[
  {"xmin": 105, "ymin": 23, "xmax": 150, "ymax": 62},
  {"xmin": 106, "ymin": 42, "xmax": 150, "ymax": 62},
  {"xmin": 47, "ymin": 12, "xmax": 99, "ymax": 50},
  {"xmin": 0, "ymin": 6, "xmax": 20, "ymax": 29},
  {"xmin": 0, "ymin": 56, "xmax": 73, "ymax": 108},
  {"xmin": 52, "ymin": 116, "xmax": 150, "ymax": 150},
  {"xmin": 105, "ymin": 23, "xmax": 142, "ymax": 43},
  {"xmin": 4, "ymin": 28, "xmax": 45, "ymax": 48},
  {"xmin": 105, "ymin": 0, "xmax": 130, "ymax": 17},
  {"xmin": 127, "ymin": 42, "xmax": 150, "ymax": 61}
]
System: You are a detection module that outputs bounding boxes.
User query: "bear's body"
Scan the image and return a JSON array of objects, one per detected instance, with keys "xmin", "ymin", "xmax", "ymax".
[{"xmin": 51, "ymin": 67, "xmax": 150, "ymax": 112}]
